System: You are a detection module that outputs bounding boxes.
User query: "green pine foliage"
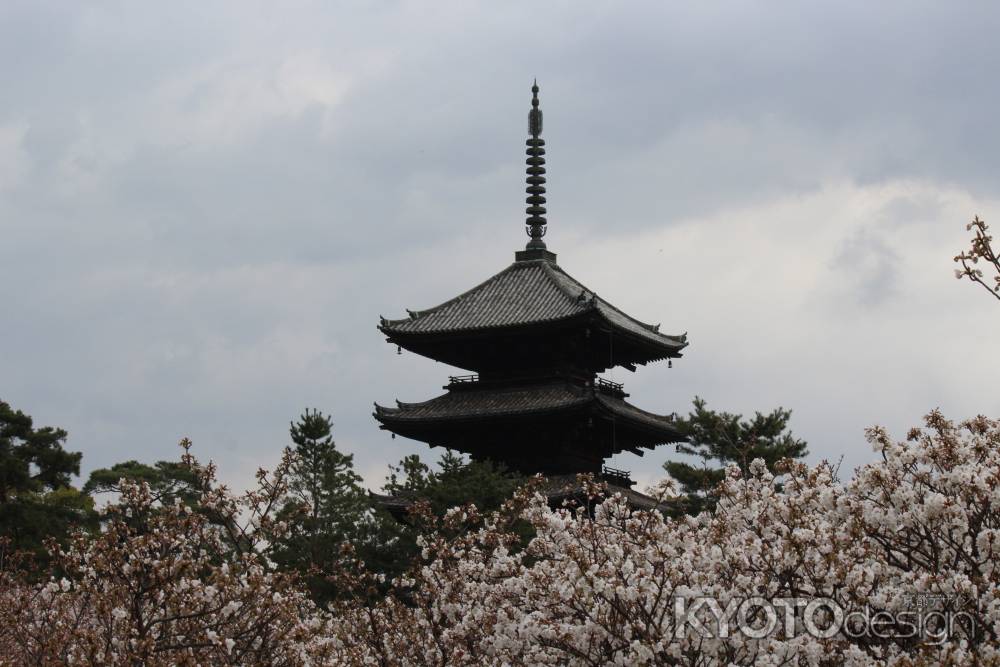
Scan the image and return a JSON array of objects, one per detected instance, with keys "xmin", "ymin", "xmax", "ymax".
[
  {"xmin": 383, "ymin": 450, "xmax": 525, "ymax": 517},
  {"xmin": 84, "ymin": 459, "xmax": 202, "ymax": 507},
  {"xmin": 374, "ymin": 451, "xmax": 528, "ymax": 581},
  {"xmin": 663, "ymin": 396, "xmax": 808, "ymax": 516},
  {"xmin": 272, "ymin": 408, "xmax": 373, "ymax": 604},
  {"xmin": 0, "ymin": 399, "xmax": 93, "ymax": 557}
]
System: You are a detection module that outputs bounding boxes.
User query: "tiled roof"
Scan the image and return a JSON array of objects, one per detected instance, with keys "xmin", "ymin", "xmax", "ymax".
[
  {"xmin": 371, "ymin": 477, "xmax": 671, "ymax": 515},
  {"xmin": 379, "ymin": 259, "xmax": 687, "ymax": 354},
  {"xmin": 374, "ymin": 477, "xmax": 670, "ymax": 515},
  {"xmin": 375, "ymin": 382, "xmax": 590, "ymax": 421},
  {"xmin": 540, "ymin": 475, "xmax": 670, "ymax": 512},
  {"xmin": 594, "ymin": 393, "xmax": 681, "ymax": 434},
  {"xmin": 374, "ymin": 381, "xmax": 681, "ymax": 440}
]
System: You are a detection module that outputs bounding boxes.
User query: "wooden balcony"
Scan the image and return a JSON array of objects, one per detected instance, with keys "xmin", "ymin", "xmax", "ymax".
[
  {"xmin": 601, "ymin": 465, "xmax": 634, "ymax": 488},
  {"xmin": 595, "ymin": 377, "xmax": 628, "ymax": 399}
]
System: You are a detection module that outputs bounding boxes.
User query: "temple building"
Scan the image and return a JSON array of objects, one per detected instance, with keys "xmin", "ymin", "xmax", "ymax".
[{"xmin": 374, "ymin": 82, "xmax": 687, "ymax": 492}]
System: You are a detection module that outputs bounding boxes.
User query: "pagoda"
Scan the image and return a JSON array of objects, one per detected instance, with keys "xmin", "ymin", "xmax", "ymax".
[{"xmin": 374, "ymin": 82, "xmax": 687, "ymax": 489}]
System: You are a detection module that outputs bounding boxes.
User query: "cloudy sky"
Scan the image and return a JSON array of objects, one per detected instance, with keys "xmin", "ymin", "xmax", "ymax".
[{"xmin": 3, "ymin": 1, "xmax": 999, "ymax": 491}]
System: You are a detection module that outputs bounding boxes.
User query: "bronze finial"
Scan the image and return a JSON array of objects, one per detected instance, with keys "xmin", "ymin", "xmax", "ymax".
[
  {"xmin": 525, "ymin": 80, "xmax": 547, "ymax": 250},
  {"xmin": 529, "ymin": 80, "xmax": 542, "ymax": 136}
]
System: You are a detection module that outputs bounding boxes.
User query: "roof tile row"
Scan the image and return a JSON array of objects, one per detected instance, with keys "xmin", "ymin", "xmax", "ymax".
[
  {"xmin": 375, "ymin": 381, "xmax": 680, "ymax": 439},
  {"xmin": 379, "ymin": 259, "xmax": 687, "ymax": 353}
]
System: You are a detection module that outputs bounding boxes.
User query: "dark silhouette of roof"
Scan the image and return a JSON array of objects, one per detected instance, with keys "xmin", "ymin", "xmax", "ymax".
[
  {"xmin": 371, "ymin": 475, "xmax": 672, "ymax": 520},
  {"xmin": 379, "ymin": 258, "xmax": 687, "ymax": 356},
  {"xmin": 374, "ymin": 380, "xmax": 682, "ymax": 441},
  {"xmin": 539, "ymin": 475, "xmax": 670, "ymax": 512}
]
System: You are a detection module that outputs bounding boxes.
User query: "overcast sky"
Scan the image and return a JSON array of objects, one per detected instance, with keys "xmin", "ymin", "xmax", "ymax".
[{"xmin": 3, "ymin": 1, "xmax": 999, "ymax": 492}]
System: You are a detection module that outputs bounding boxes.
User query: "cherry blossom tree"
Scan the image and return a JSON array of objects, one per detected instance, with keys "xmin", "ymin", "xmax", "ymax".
[
  {"xmin": 0, "ymin": 443, "xmax": 338, "ymax": 666},
  {"xmin": 328, "ymin": 411, "xmax": 999, "ymax": 665},
  {"xmin": 955, "ymin": 215, "xmax": 1000, "ymax": 302},
  {"xmin": 3, "ymin": 413, "xmax": 999, "ymax": 665}
]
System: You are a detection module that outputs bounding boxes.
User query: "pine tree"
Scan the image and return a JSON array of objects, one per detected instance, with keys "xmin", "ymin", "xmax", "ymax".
[
  {"xmin": 663, "ymin": 396, "xmax": 808, "ymax": 515},
  {"xmin": 84, "ymin": 459, "xmax": 202, "ymax": 507},
  {"xmin": 273, "ymin": 409, "xmax": 370, "ymax": 604},
  {"xmin": 383, "ymin": 450, "xmax": 524, "ymax": 517},
  {"xmin": 372, "ymin": 451, "xmax": 527, "ymax": 581},
  {"xmin": 0, "ymin": 399, "xmax": 92, "ymax": 556}
]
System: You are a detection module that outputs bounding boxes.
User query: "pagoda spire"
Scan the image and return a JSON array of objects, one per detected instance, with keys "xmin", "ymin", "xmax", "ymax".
[{"xmin": 524, "ymin": 80, "xmax": 548, "ymax": 250}]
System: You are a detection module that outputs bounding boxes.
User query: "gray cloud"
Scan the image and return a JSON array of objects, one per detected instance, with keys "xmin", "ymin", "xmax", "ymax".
[
  {"xmin": 832, "ymin": 229, "xmax": 900, "ymax": 306},
  {"xmin": 2, "ymin": 1, "xmax": 999, "ymax": 491}
]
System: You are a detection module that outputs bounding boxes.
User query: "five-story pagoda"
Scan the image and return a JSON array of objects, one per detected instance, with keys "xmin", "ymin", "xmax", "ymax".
[{"xmin": 375, "ymin": 82, "xmax": 687, "ymax": 489}]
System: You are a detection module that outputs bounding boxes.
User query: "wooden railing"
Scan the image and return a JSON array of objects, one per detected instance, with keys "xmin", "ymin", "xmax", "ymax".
[
  {"xmin": 596, "ymin": 377, "xmax": 623, "ymax": 392},
  {"xmin": 601, "ymin": 465, "xmax": 634, "ymax": 488},
  {"xmin": 595, "ymin": 377, "xmax": 626, "ymax": 398}
]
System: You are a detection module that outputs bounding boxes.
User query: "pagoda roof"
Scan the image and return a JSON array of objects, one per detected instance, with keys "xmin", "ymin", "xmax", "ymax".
[
  {"xmin": 372, "ymin": 476, "xmax": 670, "ymax": 519},
  {"xmin": 379, "ymin": 258, "xmax": 687, "ymax": 356},
  {"xmin": 373, "ymin": 380, "xmax": 682, "ymax": 443},
  {"xmin": 540, "ymin": 475, "xmax": 669, "ymax": 512}
]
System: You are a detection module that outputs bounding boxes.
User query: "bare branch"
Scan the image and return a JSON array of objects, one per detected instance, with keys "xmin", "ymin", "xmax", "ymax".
[{"xmin": 954, "ymin": 215, "xmax": 1000, "ymax": 302}]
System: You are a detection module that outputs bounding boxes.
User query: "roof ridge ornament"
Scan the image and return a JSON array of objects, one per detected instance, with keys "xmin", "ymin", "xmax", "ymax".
[{"xmin": 524, "ymin": 80, "xmax": 547, "ymax": 251}]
